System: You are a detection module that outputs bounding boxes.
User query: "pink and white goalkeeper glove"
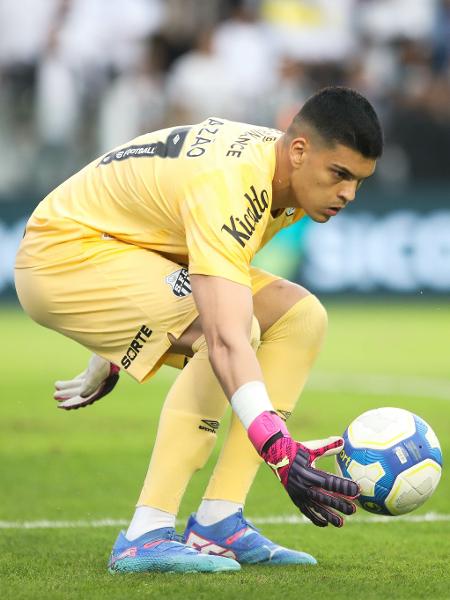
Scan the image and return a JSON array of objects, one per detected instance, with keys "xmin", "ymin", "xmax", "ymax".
[
  {"xmin": 248, "ymin": 411, "xmax": 359, "ymax": 527},
  {"xmin": 54, "ymin": 354, "xmax": 120, "ymax": 410}
]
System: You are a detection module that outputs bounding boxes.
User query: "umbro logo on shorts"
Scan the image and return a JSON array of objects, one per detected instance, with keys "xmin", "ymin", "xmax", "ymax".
[
  {"xmin": 165, "ymin": 268, "xmax": 192, "ymax": 297},
  {"xmin": 199, "ymin": 419, "xmax": 220, "ymax": 434}
]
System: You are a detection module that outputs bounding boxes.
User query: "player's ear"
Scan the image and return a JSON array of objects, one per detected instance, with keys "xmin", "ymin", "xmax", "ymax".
[{"xmin": 289, "ymin": 136, "xmax": 308, "ymax": 168}]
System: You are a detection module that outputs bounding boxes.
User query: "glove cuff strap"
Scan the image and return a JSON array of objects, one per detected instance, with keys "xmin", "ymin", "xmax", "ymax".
[
  {"xmin": 110, "ymin": 363, "xmax": 120, "ymax": 376},
  {"xmin": 248, "ymin": 411, "xmax": 289, "ymax": 454}
]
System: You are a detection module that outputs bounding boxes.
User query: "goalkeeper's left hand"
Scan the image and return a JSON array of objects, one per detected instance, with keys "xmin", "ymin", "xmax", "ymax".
[
  {"xmin": 54, "ymin": 354, "xmax": 120, "ymax": 410},
  {"xmin": 248, "ymin": 412, "xmax": 359, "ymax": 527},
  {"xmin": 262, "ymin": 431, "xmax": 358, "ymax": 527}
]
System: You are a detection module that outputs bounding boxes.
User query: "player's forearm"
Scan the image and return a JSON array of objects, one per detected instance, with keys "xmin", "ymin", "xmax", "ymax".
[
  {"xmin": 191, "ymin": 272, "xmax": 271, "ymax": 415},
  {"xmin": 207, "ymin": 336, "xmax": 263, "ymax": 400}
]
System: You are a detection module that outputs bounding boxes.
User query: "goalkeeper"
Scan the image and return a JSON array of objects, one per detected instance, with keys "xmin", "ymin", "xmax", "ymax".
[{"xmin": 15, "ymin": 87, "xmax": 382, "ymax": 574}]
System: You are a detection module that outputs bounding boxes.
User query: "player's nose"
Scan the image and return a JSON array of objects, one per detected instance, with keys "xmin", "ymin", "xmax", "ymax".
[{"xmin": 338, "ymin": 182, "xmax": 357, "ymax": 205}]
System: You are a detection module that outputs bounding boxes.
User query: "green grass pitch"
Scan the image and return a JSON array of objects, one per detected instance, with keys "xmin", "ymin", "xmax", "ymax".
[{"xmin": 1, "ymin": 301, "xmax": 449, "ymax": 599}]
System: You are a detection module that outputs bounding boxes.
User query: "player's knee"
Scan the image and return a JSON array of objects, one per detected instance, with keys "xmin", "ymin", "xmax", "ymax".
[
  {"xmin": 296, "ymin": 294, "xmax": 328, "ymax": 350},
  {"xmin": 263, "ymin": 293, "xmax": 328, "ymax": 351},
  {"xmin": 304, "ymin": 295, "xmax": 328, "ymax": 342}
]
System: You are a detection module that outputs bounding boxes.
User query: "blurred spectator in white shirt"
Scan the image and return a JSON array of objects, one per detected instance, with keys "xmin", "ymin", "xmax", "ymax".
[
  {"xmin": 262, "ymin": 0, "xmax": 358, "ymax": 63},
  {"xmin": 166, "ymin": 28, "xmax": 238, "ymax": 124},
  {"xmin": 0, "ymin": 0, "xmax": 60, "ymax": 68},
  {"xmin": 97, "ymin": 35, "xmax": 169, "ymax": 153},
  {"xmin": 31, "ymin": 0, "xmax": 165, "ymax": 191},
  {"xmin": 263, "ymin": 57, "xmax": 311, "ymax": 130},
  {"xmin": 212, "ymin": 0, "xmax": 278, "ymax": 121},
  {"xmin": 358, "ymin": 0, "xmax": 437, "ymax": 42},
  {"xmin": 0, "ymin": 0, "xmax": 63, "ymax": 191},
  {"xmin": 35, "ymin": 0, "xmax": 165, "ymax": 147}
]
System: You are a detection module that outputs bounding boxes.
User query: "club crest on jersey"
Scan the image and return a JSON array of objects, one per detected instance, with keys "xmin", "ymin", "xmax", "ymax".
[
  {"xmin": 285, "ymin": 207, "xmax": 295, "ymax": 217},
  {"xmin": 165, "ymin": 268, "xmax": 192, "ymax": 297}
]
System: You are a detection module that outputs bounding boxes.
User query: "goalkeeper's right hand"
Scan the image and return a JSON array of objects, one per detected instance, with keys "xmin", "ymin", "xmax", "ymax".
[
  {"xmin": 248, "ymin": 411, "xmax": 359, "ymax": 527},
  {"xmin": 54, "ymin": 354, "xmax": 120, "ymax": 410}
]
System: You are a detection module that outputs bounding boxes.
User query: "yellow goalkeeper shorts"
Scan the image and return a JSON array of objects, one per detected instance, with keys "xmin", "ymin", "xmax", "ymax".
[{"xmin": 15, "ymin": 225, "xmax": 279, "ymax": 383}]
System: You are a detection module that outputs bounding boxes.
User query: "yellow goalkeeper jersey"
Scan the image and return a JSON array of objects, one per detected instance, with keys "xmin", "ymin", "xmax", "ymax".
[{"xmin": 17, "ymin": 117, "xmax": 305, "ymax": 288}]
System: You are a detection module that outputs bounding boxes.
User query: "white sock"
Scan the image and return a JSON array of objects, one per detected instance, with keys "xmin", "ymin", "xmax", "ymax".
[
  {"xmin": 196, "ymin": 499, "xmax": 243, "ymax": 526},
  {"xmin": 126, "ymin": 506, "xmax": 176, "ymax": 540}
]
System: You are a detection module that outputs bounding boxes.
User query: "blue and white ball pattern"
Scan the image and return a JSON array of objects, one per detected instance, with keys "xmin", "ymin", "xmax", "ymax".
[{"xmin": 336, "ymin": 407, "xmax": 442, "ymax": 515}]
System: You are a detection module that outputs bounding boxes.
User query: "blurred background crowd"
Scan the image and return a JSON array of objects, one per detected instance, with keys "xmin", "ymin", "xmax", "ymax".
[
  {"xmin": 1, "ymin": 0, "xmax": 449, "ymax": 197},
  {"xmin": 0, "ymin": 0, "xmax": 449, "ymax": 296}
]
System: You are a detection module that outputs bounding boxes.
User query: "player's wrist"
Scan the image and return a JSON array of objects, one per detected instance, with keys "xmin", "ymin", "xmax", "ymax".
[
  {"xmin": 230, "ymin": 380, "xmax": 272, "ymax": 427},
  {"xmin": 230, "ymin": 380, "xmax": 290, "ymax": 453},
  {"xmin": 247, "ymin": 411, "xmax": 290, "ymax": 455}
]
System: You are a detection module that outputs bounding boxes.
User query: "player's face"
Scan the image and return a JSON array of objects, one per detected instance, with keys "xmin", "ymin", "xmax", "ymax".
[{"xmin": 289, "ymin": 140, "xmax": 377, "ymax": 222}]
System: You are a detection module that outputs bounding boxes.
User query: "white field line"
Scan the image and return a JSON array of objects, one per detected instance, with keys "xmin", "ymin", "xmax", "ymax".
[
  {"xmin": 306, "ymin": 372, "xmax": 450, "ymax": 401},
  {"xmin": 1, "ymin": 512, "xmax": 449, "ymax": 530}
]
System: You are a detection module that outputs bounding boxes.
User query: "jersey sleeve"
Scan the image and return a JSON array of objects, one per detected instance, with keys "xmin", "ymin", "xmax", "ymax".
[{"xmin": 181, "ymin": 166, "xmax": 271, "ymax": 288}]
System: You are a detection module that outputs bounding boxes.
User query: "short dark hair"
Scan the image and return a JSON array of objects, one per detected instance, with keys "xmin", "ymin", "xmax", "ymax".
[{"xmin": 288, "ymin": 87, "xmax": 383, "ymax": 159}]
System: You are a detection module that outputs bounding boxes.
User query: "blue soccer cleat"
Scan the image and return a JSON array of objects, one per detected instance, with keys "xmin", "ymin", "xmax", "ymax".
[
  {"xmin": 183, "ymin": 510, "xmax": 317, "ymax": 566},
  {"xmin": 108, "ymin": 527, "xmax": 241, "ymax": 573}
]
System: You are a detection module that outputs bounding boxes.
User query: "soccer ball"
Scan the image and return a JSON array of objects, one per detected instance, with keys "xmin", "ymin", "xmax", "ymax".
[{"xmin": 336, "ymin": 407, "xmax": 442, "ymax": 516}]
